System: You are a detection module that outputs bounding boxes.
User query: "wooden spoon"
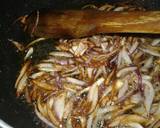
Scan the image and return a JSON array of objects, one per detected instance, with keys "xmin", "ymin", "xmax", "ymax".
[{"xmin": 21, "ymin": 10, "xmax": 160, "ymax": 38}]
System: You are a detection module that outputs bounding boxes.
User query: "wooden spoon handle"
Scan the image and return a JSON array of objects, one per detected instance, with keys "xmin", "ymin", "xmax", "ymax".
[{"xmin": 22, "ymin": 10, "xmax": 160, "ymax": 38}]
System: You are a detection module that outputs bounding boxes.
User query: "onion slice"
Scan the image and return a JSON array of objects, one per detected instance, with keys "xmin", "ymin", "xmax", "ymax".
[
  {"xmin": 35, "ymin": 107, "xmax": 56, "ymax": 128},
  {"xmin": 87, "ymin": 77, "xmax": 104, "ymax": 113},
  {"xmin": 87, "ymin": 114, "xmax": 94, "ymax": 128},
  {"xmin": 118, "ymin": 80, "xmax": 128, "ymax": 99},
  {"xmin": 87, "ymin": 85, "xmax": 98, "ymax": 113},
  {"xmin": 152, "ymin": 38, "xmax": 160, "ymax": 46},
  {"xmin": 117, "ymin": 66, "xmax": 137, "ymax": 78},
  {"xmin": 129, "ymin": 41, "xmax": 139, "ymax": 54},
  {"xmin": 127, "ymin": 122, "xmax": 144, "ymax": 128},
  {"xmin": 121, "ymin": 47, "xmax": 132, "ymax": 64},
  {"xmin": 140, "ymin": 47, "xmax": 160, "ymax": 57},
  {"xmin": 24, "ymin": 47, "xmax": 33, "ymax": 61},
  {"xmin": 66, "ymin": 77, "xmax": 86, "ymax": 86},
  {"xmin": 54, "ymin": 93, "xmax": 66, "ymax": 121},
  {"xmin": 143, "ymin": 80, "xmax": 155, "ymax": 114},
  {"xmin": 9, "ymin": 39, "xmax": 24, "ymax": 51},
  {"xmin": 32, "ymin": 80, "xmax": 55, "ymax": 91},
  {"xmin": 16, "ymin": 73, "xmax": 28, "ymax": 96},
  {"xmin": 49, "ymin": 51, "xmax": 73, "ymax": 58},
  {"xmin": 26, "ymin": 38, "xmax": 46, "ymax": 48},
  {"xmin": 15, "ymin": 61, "xmax": 30, "ymax": 88}
]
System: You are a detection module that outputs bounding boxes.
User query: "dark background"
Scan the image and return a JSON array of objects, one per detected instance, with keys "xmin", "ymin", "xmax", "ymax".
[{"xmin": 0, "ymin": 0, "xmax": 160, "ymax": 128}]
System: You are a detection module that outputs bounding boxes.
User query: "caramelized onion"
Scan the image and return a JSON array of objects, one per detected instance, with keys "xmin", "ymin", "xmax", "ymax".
[{"xmin": 15, "ymin": 3, "xmax": 160, "ymax": 128}]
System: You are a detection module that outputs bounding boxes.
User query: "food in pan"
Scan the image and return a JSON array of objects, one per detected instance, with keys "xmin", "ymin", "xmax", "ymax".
[{"xmin": 14, "ymin": 3, "xmax": 160, "ymax": 128}]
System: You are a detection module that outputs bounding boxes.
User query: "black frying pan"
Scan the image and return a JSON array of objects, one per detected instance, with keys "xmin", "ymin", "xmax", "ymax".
[{"xmin": 0, "ymin": 0, "xmax": 160, "ymax": 128}]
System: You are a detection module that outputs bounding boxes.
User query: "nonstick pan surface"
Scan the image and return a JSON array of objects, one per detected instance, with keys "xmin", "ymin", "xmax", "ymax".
[{"xmin": 0, "ymin": 0, "xmax": 160, "ymax": 128}]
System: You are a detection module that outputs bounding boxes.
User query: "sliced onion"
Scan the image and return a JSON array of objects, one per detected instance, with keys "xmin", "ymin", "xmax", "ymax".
[
  {"xmin": 37, "ymin": 63, "xmax": 53, "ymax": 68},
  {"xmin": 115, "ymin": 79, "xmax": 124, "ymax": 90},
  {"xmin": 87, "ymin": 68, "xmax": 94, "ymax": 79},
  {"xmin": 93, "ymin": 77, "xmax": 105, "ymax": 87},
  {"xmin": 37, "ymin": 97, "xmax": 47, "ymax": 117},
  {"xmin": 121, "ymin": 47, "xmax": 132, "ymax": 64},
  {"xmin": 42, "ymin": 58, "xmax": 57, "ymax": 63},
  {"xmin": 63, "ymin": 99, "xmax": 73, "ymax": 119},
  {"xmin": 149, "ymin": 103, "xmax": 159, "ymax": 115},
  {"xmin": 82, "ymin": 4, "xmax": 98, "ymax": 10},
  {"xmin": 37, "ymin": 63, "xmax": 63, "ymax": 72},
  {"xmin": 30, "ymin": 72, "xmax": 45, "ymax": 79},
  {"xmin": 118, "ymin": 80, "xmax": 128, "ymax": 99},
  {"xmin": 79, "ymin": 116, "xmax": 86, "ymax": 128},
  {"xmin": 44, "ymin": 57, "xmax": 74, "ymax": 65},
  {"xmin": 38, "ymin": 67, "xmax": 57, "ymax": 72},
  {"xmin": 32, "ymin": 80, "xmax": 55, "ymax": 91},
  {"xmin": 64, "ymin": 83, "xmax": 82, "ymax": 93},
  {"xmin": 87, "ymin": 78, "xmax": 104, "ymax": 113},
  {"xmin": 98, "ymin": 4, "xmax": 114, "ymax": 11},
  {"xmin": 152, "ymin": 38, "xmax": 160, "ymax": 46},
  {"xmin": 153, "ymin": 121, "xmax": 160, "ymax": 128},
  {"xmin": 66, "ymin": 117, "xmax": 73, "ymax": 128},
  {"xmin": 89, "ymin": 35, "xmax": 101, "ymax": 46},
  {"xmin": 120, "ymin": 114, "xmax": 147, "ymax": 124},
  {"xmin": 142, "ymin": 75, "xmax": 152, "ymax": 81},
  {"xmin": 16, "ymin": 73, "xmax": 28, "ymax": 96},
  {"xmin": 97, "ymin": 105, "xmax": 118, "ymax": 115},
  {"xmin": 66, "ymin": 77, "xmax": 86, "ymax": 86},
  {"xmin": 116, "ymin": 89, "xmax": 135, "ymax": 103},
  {"xmin": 116, "ymin": 66, "xmax": 137, "ymax": 78},
  {"xmin": 132, "ymin": 105, "xmax": 146, "ymax": 116},
  {"xmin": 78, "ymin": 87, "xmax": 90, "ymax": 95},
  {"xmin": 130, "ymin": 92, "xmax": 143, "ymax": 104},
  {"xmin": 94, "ymin": 68, "xmax": 103, "ymax": 79},
  {"xmin": 47, "ymin": 105, "xmax": 60, "ymax": 127},
  {"xmin": 8, "ymin": 39, "xmax": 24, "ymax": 51},
  {"xmin": 70, "ymin": 42, "xmax": 88, "ymax": 57},
  {"xmin": 154, "ymin": 102, "xmax": 160, "ymax": 118},
  {"xmin": 143, "ymin": 80, "xmax": 155, "ymax": 114},
  {"xmin": 63, "ymin": 67, "xmax": 78, "ymax": 74},
  {"xmin": 101, "ymin": 65, "xmax": 107, "ymax": 75},
  {"xmin": 101, "ymin": 42, "xmax": 108, "ymax": 52},
  {"xmin": 140, "ymin": 48, "xmax": 160, "ymax": 57},
  {"xmin": 127, "ymin": 122, "xmax": 144, "ymax": 128},
  {"xmin": 15, "ymin": 16, "xmax": 160, "ymax": 128},
  {"xmin": 54, "ymin": 93, "xmax": 66, "ymax": 120},
  {"xmin": 129, "ymin": 41, "xmax": 139, "ymax": 54},
  {"xmin": 117, "ymin": 50, "xmax": 122, "ymax": 68},
  {"xmin": 109, "ymin": 120, "xmax": 120, "ymax": 127},
  {"xmin": 135, "ymin": 69, "xmax": 143, "ymax": 93},
  {"xmin": 105, "ymin": 68, "xmax": 116, "ymax": 86},
  {"xmin": 24, "ymin": 47, "xmax": 33, "ymax": 61},
  {"xmin": 26, "ymin": 38, "xmax": 46, "ymax": 48},
  {"xmin": 101, "ymin": 86, "xmax": 112, "ymax": 99},
  {"xmin": 147, "ymin": 119, "xmax": 160, "ymax": 128},
  {"xmin": 15, "ymin": 61, "xmax": 30, "ymax": 88},
  {"xmin": 142, "ymin": 57, "xmax": 153, "ymax": 71},
  {"xmin": 35, "ymin": 107, "xmax": 56, "ymax": 128},
  {"xmin": 92, "ymin": 115, "xmax": 104, "ymax": 128},
  {"xmin": 63, "ymin": 67, "xmax": 79, "ymax": 77},
  {"xmin": 113, "ymin": 7, "xmax": 125, "ymax": 11},
  {"xmin": 87, "ymin": 114, "xmax": 93, "ymax": 128},
  {"xmin": 88, "ymin": 81, "xmax": 99, "ymax": 113},
  {"xmin": 49, "ymin": 51, "xmax": 73, "ymax": 58},
  {"xmin": 47, "ymin": 97, "xmax": 54, "ymax": 108}
]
